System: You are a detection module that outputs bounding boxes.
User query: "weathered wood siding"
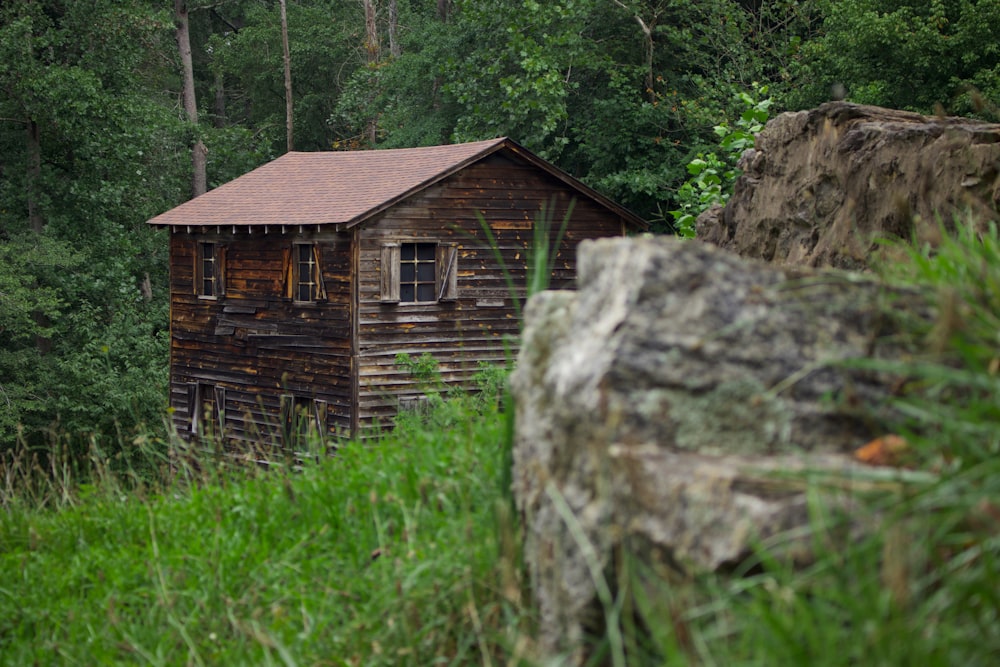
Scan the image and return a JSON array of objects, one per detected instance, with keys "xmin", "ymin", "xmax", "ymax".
[
  {"xmin": 355, "ymin": 152, "xmax": 626, "ymax": 430},
  {"xmin": 168, "ymin": 229, "xmax": 353, "ymax": 448}
]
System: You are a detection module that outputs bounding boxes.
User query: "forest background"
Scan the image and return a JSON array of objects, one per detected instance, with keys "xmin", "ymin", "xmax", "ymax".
[{"xmin": 2, "ymin": 0, "xmax": 999, "ymax": 452}]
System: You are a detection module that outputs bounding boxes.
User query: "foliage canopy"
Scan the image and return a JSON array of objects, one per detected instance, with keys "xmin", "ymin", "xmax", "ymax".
[{"xmin": 2, "ymin": 0, "xmax": 1000, "ymax": 449}]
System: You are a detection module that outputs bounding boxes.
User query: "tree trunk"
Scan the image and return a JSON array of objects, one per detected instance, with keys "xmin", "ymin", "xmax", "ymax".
[
  {"xmin": 642, "ymin": 24, "xmax": 653, "ymax": 101},
  {"xmin": 611, "ymin": 0, "xmax": 655, "ymax": 102},
  {"xmin": 362, "ymin": 0, "xmax": 380, "ymax": 145},
  {"xmin": 437, "ymin": 0, "xmax": 450, "ymax": 22},
  {"xmin": 213, "ymin": 68, "xmax": 227, "ymax": 128},
  {"xmin": 278, "ymin": 0, "xmax": 294, "ymax": 152},
  {"xmin": 363, "ymin": 0, "xmax": 380, "ymax": 64},
  {"xmin": 209, "ymin": 7, "xmax": 242, "ymax": 128},
  {"xmin": 175, "ymin": 0, "xmax": 207, "ymax": 197},
  {"xmin": 388, "ymin": 0, "xmax": 400, "ymax": 57},
  {"xmin": 26, "ymin": 119, "xmax": 43, "ymax": 234}
]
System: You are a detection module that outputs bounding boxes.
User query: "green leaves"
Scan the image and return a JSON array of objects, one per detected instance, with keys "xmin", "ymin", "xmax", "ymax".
[
  {"xmin": 0, "ymin": 234, "xmax": 76, "ymax": 341},
  {"xmin": 0, "ymin": 0, "xmax": 181, "ymax": 452},
  {"xmin": 669, "ymin": 85, "xmax": 772, "ymax": 238},
  {"xmin": 789, "ymin": 0, "xmax": 1000, "ymax": 116},
  {"xmin": 440, "ymin": 0, "xmax": 590, "ymax": 152}
]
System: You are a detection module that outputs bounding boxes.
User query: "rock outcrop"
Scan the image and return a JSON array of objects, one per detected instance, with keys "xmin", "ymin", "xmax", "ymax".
[
  {"xmin": 510, "ymin": 237, "xmax": 931, "ymax": 662},
  {"xmin": 698, "ymin": 102, "xmax": 1000, "ymax": 268}
]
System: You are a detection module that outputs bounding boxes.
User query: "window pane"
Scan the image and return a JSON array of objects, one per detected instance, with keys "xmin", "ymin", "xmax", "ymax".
[
  {"xmin": 401, "ymin": 244, "xmax": 415, "ymax": 260},
  {"xmin": 298, "ymin": 244, "xmax": 312, "ymax": 261},
  {"xmin": 298, "ymin": 283, "xmax": 312, "ymax": 302},
  {"xmin": 417, "ymin": 243, "xmax": 435, "ymax": 260},
  {"xmin": 400, "ymin": 284, "xmax": 415, "ymax": 302},
  {"xmin": 417, "ymin": 283, "xmax": 435, "ymax": 301},
  {"xmin": 417, "ymin": 263, "xmax": 434, "ymax": 281},
  {"xmin": 200, "ymin": 243, "xmax": 215, "ymax": 297},
  {"xmin": 400, "ymin": 263, "xmax": 415, "ymax": 282}
]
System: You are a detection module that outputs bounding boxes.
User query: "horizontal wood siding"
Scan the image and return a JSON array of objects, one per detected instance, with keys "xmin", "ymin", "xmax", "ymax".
[
  {"xmin": 168, "ymin": 229, "xmax": 354, "ymax": 449},
  {"xmin": 356, "ymin": 153, "xmax": 626, "ymax": 431}
]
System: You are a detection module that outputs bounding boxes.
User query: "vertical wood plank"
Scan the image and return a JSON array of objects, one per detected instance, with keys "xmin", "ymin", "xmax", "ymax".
[
  {"xmin": 436, "ymin": 243, "xmax": 458, "ymax": 301},
  {"xmin": 380, "ymin": 242, "xmax": 400, "ymax": 302},
  {"xmin": 213, "ymin": 385, "xmax": 226, "ymax": 434},
  {"xmin": 313, "ymin": 243, "xmax": 328, "ymax": 300},
  {"xmin": 192, "ymin": 241, "xmax": 199, "ymax": 296},
  {"xmin": 279, "ymin": 394, "xmax": 293, "ymax": 447},
  {"xmin": 187, "ymin": 382, "xmax": 198, "ymax": 433},
  {"xmin": 281, "ymin": 246, "xmax": 293, "ymax": 299},
  {"xmin": 218, "ymin": 244, "xmax": 227, "ymax": 297}
]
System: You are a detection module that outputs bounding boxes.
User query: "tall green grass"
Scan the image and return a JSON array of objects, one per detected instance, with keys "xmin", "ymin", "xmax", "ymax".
[
  {"xmin": 0, "ymin": 200, "xmax": 568, "ymax": 666},
  {"xmin": 6, "ymin": 214, "xmax": 999, "ymax": 666},
  {"xmin": 0, "ymin": 384, "xmax": 534, "ymax": 666}
]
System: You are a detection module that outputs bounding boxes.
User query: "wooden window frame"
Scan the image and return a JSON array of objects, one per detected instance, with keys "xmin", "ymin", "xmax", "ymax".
[
  {"xmin": 287, "ymin": 242, "xmax": 326, "ymax": 303},
  {"xmin": 188, "ymin": 382, "xmax": 225, "ymax": 436},
  {"xmin": 280, "ymin": 394, "xmax": 327, "ymax": 449},
  {"xmin": 380, "ymin": 241, "xmax": 457, "ymax": 304},
  {"xmin": 196, "ymin": 241, "xmax": 224, "ymax": 299},
  {"xmin": 400, "ymin": 241, "xmax": 437, "ymax": 303}
]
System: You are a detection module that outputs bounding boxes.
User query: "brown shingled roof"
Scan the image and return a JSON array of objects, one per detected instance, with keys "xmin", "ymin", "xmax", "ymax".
[{"xmin": 147, "ymin": 137, "xmax": 647, "ymax": 230}]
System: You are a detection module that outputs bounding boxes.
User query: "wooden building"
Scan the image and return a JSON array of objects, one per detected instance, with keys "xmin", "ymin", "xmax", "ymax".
[{"xmin": 147, "ymin": 138, "xmax": 646, "ymax": 448}]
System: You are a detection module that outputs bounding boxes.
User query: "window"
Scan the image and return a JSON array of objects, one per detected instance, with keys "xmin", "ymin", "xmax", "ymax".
[
  {"xmin": 400, "ymin": 242, "xmax": 436, "ymax": 302},
  {"xmin": 296, "ymin": 244, "xmax": 318, "ymax": 301},
  {"xmin": 188, "ymin": 383, "xmax": 225, "ymax": 436},
  {"xmin": 286, "ymin": 243, "xmax": 326, "ymax": 302},
  {"xmin": 196, "ymin": 242, "xmax": 224, "ymax": 298},
  {"xmin": 380, "ymin": 242, "xmax": 457, "ymax": 303},
  {"xmin": 280, "ymin": 395, "xmax": 328, "ymax": 449}
]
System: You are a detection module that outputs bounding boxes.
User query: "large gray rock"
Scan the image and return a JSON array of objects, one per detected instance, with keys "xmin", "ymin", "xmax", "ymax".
[
  {"xmin": 510, "ymin": 236, "xmax": 929, "ymax": 662},
  {"xmin": 698, "ymin": 102, "xmax": 1000, "ymax": 268}
]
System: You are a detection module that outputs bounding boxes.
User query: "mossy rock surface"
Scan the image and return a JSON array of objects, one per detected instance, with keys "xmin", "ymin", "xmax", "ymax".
[{"xmin": 511, "ymin": 236, "xmax": 933, "ymax": 663}]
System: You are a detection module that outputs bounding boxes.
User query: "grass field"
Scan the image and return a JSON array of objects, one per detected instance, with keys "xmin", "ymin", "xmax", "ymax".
[
  {"xmin": 0, "ymin": 387, "xmax": 533, "ymax": 666},
  {"xmin": 3, "ymin": 222, "xmax": 1000, "ymax": 665}
]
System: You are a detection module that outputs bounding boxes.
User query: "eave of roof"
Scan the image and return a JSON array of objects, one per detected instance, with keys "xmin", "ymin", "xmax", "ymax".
[{"xmin": 146, "ymin": 138, "xmax": 648, "ymax": 232}]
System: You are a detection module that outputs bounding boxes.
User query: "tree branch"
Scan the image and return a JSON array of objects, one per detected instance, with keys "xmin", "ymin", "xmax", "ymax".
[
  {"xmin": 610, "ymin": 0, "xmax": 651, "ymax": 39},
  {"xmin": 210, "ymin": 7, "xmax": 240, "ymax": 34},
  {"xmin": 610, "ymin": 0, "xmax": 654, "ymax": 100}
]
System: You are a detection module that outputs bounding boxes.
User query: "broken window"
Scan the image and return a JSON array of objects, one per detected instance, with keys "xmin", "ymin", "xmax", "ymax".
[
  {"xmin": 280, "ymin": 394, "xmax": 328, "ymax": 449},
  {"xmin": 296, "ymin": 243, "xmax": 319, "ymax": 302},
  {"xmin": 196, "ymin": 242, "xmax": 224, "ymax": 298},
  {"xmin": 286, "ymin": 243, "xmax": 326, "ymax": 302},
  {"xmin": 188, "ymin": 382, "xmax": 225, "ymax": 436}
]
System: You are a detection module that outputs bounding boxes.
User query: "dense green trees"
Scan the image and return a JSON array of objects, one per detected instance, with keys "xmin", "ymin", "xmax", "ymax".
[
  {"xmin": 790, "ymin": 0, "xmax": 1000, "ymax": 114},
  {"xmin": 0, "ymin": 1, "xmax": 183, "ymax": 451},
  {"xmin": 1, "ymin": 0, "xmax": 997, "ymax": 452}
]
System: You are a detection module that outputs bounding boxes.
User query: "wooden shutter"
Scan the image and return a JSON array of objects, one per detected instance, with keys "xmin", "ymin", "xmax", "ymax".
[
  {"xmin": 192, "ymin": 242, "xmax": 199, "ymax": 296},
  {"xmin": 314, "ymin": 399, "xmax": 328, "ymax": 445},
  {"xmin": 313, "ymin": 400, "xmax": 328, "ymax": 430},
  {"xmin": 279, "ymin": 394, "xmax": 293, "ymax": 447},
  {"xmin": 217, "ymin": 245, "xmax": 227, "ymax": 297},
  {"xmin": 281, "ymin": 247, "xmax": 294, "ymax": 299},
  {"xmin": 213, "ymin": 385, "xmax": 226, "ymax": 434},
  {"xmin": 312, "ymin": 244, "xmax": 327, "ymax": 300},
  {"xmin": 187, "ymin": 382, "xmax": 198, "ymax": 433},
  {"xmin": 380, "ymin": 243, "xmax": 400, "ymax": 303},
  {"xmin": 436, "ymin": 243, "xmax": 458, "ymax": 301}
]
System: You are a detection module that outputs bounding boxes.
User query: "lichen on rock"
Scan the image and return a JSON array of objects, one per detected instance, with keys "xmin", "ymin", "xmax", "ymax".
[{"xmin": 511, "ymin": 236, "xmax": 931, "ymax": 662}]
